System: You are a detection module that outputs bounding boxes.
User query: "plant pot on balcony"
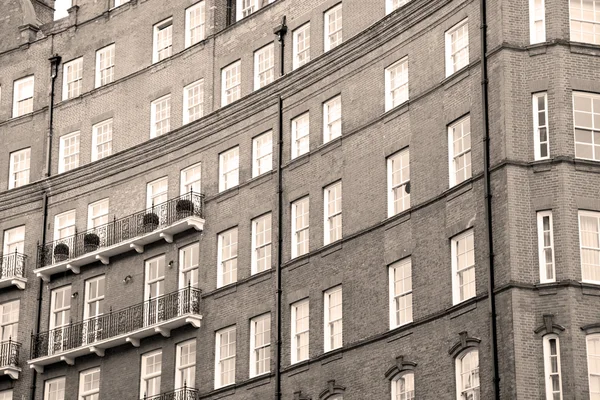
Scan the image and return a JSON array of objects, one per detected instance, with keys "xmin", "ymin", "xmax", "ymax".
[
  {"xmin": 143, "ymin": 212, "xmax": 160, "ymax": 233},
  {"xmin": 176, "ymin": 199, "xmax": 194, "ymax": 219},
  {"xmin": 53, "ymin": 243, "xmax": 70, "ymax": 262},
  {"xmin": 83, "ymin": 233, "xmax": 100, "ymax": 253}
]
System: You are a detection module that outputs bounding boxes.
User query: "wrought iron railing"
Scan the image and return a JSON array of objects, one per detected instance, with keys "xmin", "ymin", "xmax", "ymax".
[
  {"xmin": 0, "ymin": 339, "xmax": 20, "ymax": 367},
  {"xmin": 36, "ymin": 191, "xmax": 204, "ymax": 268},
  {"xmin": 143, "ymin": 387, "xmax": 199, "ymax": 400},
  {"xmin": 0, "ymin": 251, "xmax": 26, "ymax": 279},
  {"xmin": 30, "ymin": 286, "xmax": 201, "ymax": 359}
]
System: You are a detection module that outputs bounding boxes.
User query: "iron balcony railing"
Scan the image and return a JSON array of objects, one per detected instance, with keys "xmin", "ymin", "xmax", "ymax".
[
  {"xmin": 0, "ymin": 251, "xmax": 26, "ymax": 280},
  {"xmin": 36, "ymin": 191, "xmax": 205, "ymax": 269},
  {"xmin": 143, "ymin": 387, "xmax": 199, "ymax": 400},
  {"xmin": 30, "ymin": 286, "xmax": 201, "ymax": 359},
  {"xmin": 0, "ymin": 339, "xmax": 21, "ymax": 368}
]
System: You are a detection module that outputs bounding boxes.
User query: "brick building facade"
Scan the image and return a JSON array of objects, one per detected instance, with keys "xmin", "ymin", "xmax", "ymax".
[{"xmin": 0, "ymin": 0, "xmax": 599, "ymax": 399}]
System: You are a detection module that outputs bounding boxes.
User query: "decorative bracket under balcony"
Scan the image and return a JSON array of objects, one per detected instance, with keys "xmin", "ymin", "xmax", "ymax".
[{"xmin": 0, "ymin": 252, "xmax": 28, "ymax": 290}]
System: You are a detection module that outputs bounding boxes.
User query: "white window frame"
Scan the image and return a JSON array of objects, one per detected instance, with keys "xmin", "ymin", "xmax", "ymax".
[
  {"xmin": 54, "ymin": 210, "xmax": 76, "ymax": 241},
  {"xmin": 146, "ymin": 177, "xmax": 168, "ymax": 208},
  {"xmin": 455, "ymin": 349, "xmax": 480, "ymax": 400},
  {"xmin": 448, "ymin": 116, "xmax": 472, "ymax": 187},
  {"xmin": 3, "ymin": 226, "xmax": 25, "ymax": 254},
  {"xmin": 543, "ymin": 334, "xmax": 563, "ymax": 400},
  {"xmin": 236, "ymin": 0, "xmax": 262, "ymax": 20},
  {"xmin": 291, "ymin": 196, "xmax": 310, "ymax": 259},
  {"xmin": 445, "ymin": 19, "xmax": 469, "ymax": 77},
  {"xmin": 152, "ymin": 17, "xmax": 173, "ymax": 64},
  {"xmin": 391, "ymin": 372, "xmax": 415, "ymax": 400},
  {"xmin": 78, "ymin": 367, "xmax": 100, "ymax": 400},
  {"xmin": 587, "ymin": 334, "xmax": 600, "ymax": 399},
  {"xmin": 451, "ymin": 229, "xmax": 476, "ymax": 305},
  {"xmin": 290, "ymin": 299, "xmax": 309, "ymax": 364},
  {"xmin": 150, "ymin": 94, "xmax": 171, "ymax": 138},
  {"xmin": 530, "ymin": 0, "xmax": 546, "ymax": 44},
  {"xmin": 324, "ymin": 181, "xmax": 342, "ymax": 245},
  {"xmin": 0, "ymin": 390, "xmax": 12, "ymax": 400},
  {"xmin": 8, "ymin": 148, "xmax": 31, "ymax": 189},
  {"xmin": 140, "ymin": 349, "xmax": 162, "ymax": 398},
  {"xmin": 12, "ymin": 76, "xmax": 34, "ymax": 118},
  {"xmin": 183, "ymin": 79, "xmax": 204, "ymax": 124},
  {"xmin": 175, "ymin": 339, "xmax": 196, "ymax": 389},
  {"xmin": 251, "ymin": 213, "xmax": 272, "ymax": 274},
  {"xmin": 0, "ymin": 300, "xmax": 19, "ymax": 341},
  {"xmin": 570, "ymin": 0, "xmax": 600, "ymax": 45},
  {"xmin": 145, "ymin": 255, "xmax": 166, "ymax": 302},
  {"xmin": 537, "ymin": 211, "xmax": 556, "ymax": 283},
  {"xmin": 573, "ymin": 91, "xmax": 600, "ymax": 161},
  {"xmin": 179, "ymin": 243, "xmax": 199, "ymax": 289},
  {"xmin": 385, "ymin": 57, "xmax": 409, "ymax": 112},
  {"xmin": 293, "ymin": 23, "xmax": 311, "ymax": 70},
  {"xmin": 533, "ymin": 92, "xmax": 550, "ymax": 160},
  {"xmin": 252, "ymin": 131, "xmax": 273, "ymax": 177},
  {"xmin": 388, "ymin": 258, "xmax": 412, "ymax": 329},
  {"xmin": 49, "ymin": 285, "xmax": 71, "ymax": 331},
  {"xmin": 44, "ymin": 377, "xmax": 65, "ymax": 400},
  {"xmin": 215, "ymin": 326, "xmax": 236, "ymax": 389},
  {"xmin": 254, "ymin": 43, "xmax": 275, "ymax": 90},
  {"xmin": 58, "ymin": 131, "xmax": 80, "ymax": 174},
  {"xmin": 291, "ymin": 112, "xmax": 310, "ymax": 159},
  {"xmin": 95, "ymin": 44, "xmax": 115, "ymax": 88},
  {"xmin": 83, "ymin": 275, "xmax": 105, "ymax": 321},
  {"xmin": 180, "ymin": 163, "xmax": 202, "ymax": 194},
  {"xmin": 91, "ymin": 119, "xmax": 113, "ymax": 162},
  {"xmin": 62, "ymin": 57, "xmax": 83, "ymax": 101},
  {"xmin": 249, "ymin": 313, "xmax": 271, "ymax": 377},
  {"xmin": 185, "ymin": 1, "xmax": 206, "ymax": 48},
  {"xmin": 578, "ymin": 210, "xmax": 600, "ymax": 284},
  {"xmin": 386, "ymin": 0, "xmax": 410, "ymax": 15},
  {"xmin": 387, "ymin": 148, "xmax": 410, "ymax": 217},
  {"xmin": 221, "ymin": 61, "xmax": 241, "ymax": 107},
  {"xmin": 324, "ymin": 286, "xmax": 342, "ymax": 352},
  {"xmin": 219, "ymin": 147, "xmax": 240, "ymax": 192},
  {"xmin": 324, "ymin": 3, "xmax": 343, "ymax": 52},
  {"xmin": 87, "ymin": 198, "xmax": 109, "ymax": 230},
  {"xmin": 323, "ymin": 96, "xmax": 342, "ymax": 143},
  {"xmin": 217, "ymin": 228, "xmax": 238, "ymax": 288}
]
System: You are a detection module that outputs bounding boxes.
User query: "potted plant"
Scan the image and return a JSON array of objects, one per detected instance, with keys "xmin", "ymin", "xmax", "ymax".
[
  {"xmin": 83, "ymin": 233, "xmax": 100, "ymax": 252},
  {"xmin": 53, "ymin": 243, "xmax": 70, "ymax": 262},
  {"xmin": 143, "ymin": 212, "xmax": 159, "ymax": 232},
  {"xmin": 176, "ymin": 199, "xmax": 194, "ymax": 218}
]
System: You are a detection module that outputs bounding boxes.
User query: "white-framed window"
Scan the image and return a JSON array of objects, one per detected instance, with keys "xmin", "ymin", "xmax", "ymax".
[
  {"xmin": 448, "ymin": 116, "xmax": 472, "ymax": 187},
  {"xmin": 570, "ymin": 0, "xmax": 600, "ymax": 44},
  {"xmin": 176, "ymin": 339, "xmax": 196, "ymax": 389},
  {"xmin": 387, "ymin": 149, "xmax": 410, "ymax": 217},
  {"xmin": 249, "ymin": 313, "xmax": 271, "ymax": 377},
  {"xmin": 385, "ymin": 57, "xmax": 409, "ymax": 111},
  {"xmin": 88, "ymin": 198, "xmax": 109, "ymax": 229},
  {"xmin": 456, "ymin": 349, "xmax": 479, "ymax": 400},
  {"xmin": 183, "ymin": 79, "xmax": 204, "ymax": 124},
  {"xmin": 140, "ymin": 350, "xmax": 162, "ymax": 398},
  {"xmin": 324, "ymin": 181, "xmax": 342, "ymax": 245},
  {"xmin": 150, "ymin": 94, "xmax": 171, "ymax": 138},
  {"xmin": 324, "ymin": 286, "xmax": 342, "ymax": 352},
  {"xmin": 451, "ymin": 229, "xmax": 476, "ymax": 305},
  {"xmin": 91, "ymin": 119, "xmax": 113, "ymax": 162},
  {"xmin": 445, "ymin": 19, "xmax": 469, "ymax": 77},
  {"xmin": 13, "ymin": 76, "xmax": 34, "ymax": 117},
  {"xmin": 83, "ymin": 275, "xmax": 105, "ymax": 322},
  {"xmin": 78, "ymin": 368, "xmax": 100, "ymax": 400},
  {"xmin": 58, "ymin": 131, "xmax": 80, "ymax": 173},
  {"xmin": 0, "ymin": 390, "xmax": 12, "ymax": 400},
  {"xmin": 252, "ymin": 213, "xmax": 272, "ymax": 274},
  {"xmin": 62, "ymin": 58, "xmax": 83, "ymax": 100},
  {"xmin": 543, "ymin": 335, "xmax": 563, "ymax": 400},
  {"xmin": 324, "ymin": 4, "xmax": 343, "ymax": 51},
  {"xmin": 236, "ymin": 0, "xmax": 274, "ymax": 20},
  {"xmin": 221, "ymin": 61, "xmax": 241, "ymax": 106},
  {"xmin": 181, "ymin": 163, "xmax": 202, "ymax": 194},
  {"xmin": 0, "ymin": 300, "xmax": 19, "ymax": 341},
  {"xmin": 587, "ymin": 334, "xmax": 600, "ymax": 399},
  {"xmin": 50, "ymin": 286, "xmax": 71, "ymax": 331},
  {"xmin": 391, "ymin": 372, "xmax": 415, "ymax": 400},
  {"xmin": 323, "ymin": 96, "xmax": 342, "ymax": 143},
  {"xmin": 8, "ymin": 148, "xmax": 31, "ymax": 189},
  {"xmin": 386, "ymin": 0, "xmax": 410, "ymax": 14},
  {"xmin": 293, "ymin": 23, "xmax": 311, "ymax": 69},
  {"xmin": 530, "ymin": 0, "xmax": 546, "ymax": 44},
  {"xmin": 291, "ymin": 299, "xmax": 309, "ymax": 364},
  {"xmin": 54, "ymin": 210, "xmax": 76, "ymax": 241},
  {"xmin": 185, "ymin": 1, "xmax": 205, "ymax": 48},
  {"xmin": 573, "ymin": 92, "xmax": 600, "ymax": 161},
  {"xmin": 215, "ymin": 326, "xmax": 236, "ymax": 388},
  {"xmin": 291, "ymin": 196, "xmax": 309, "ymax": 259},
  {"xmin": 145, "ymin": 255, "xmax": 166, "ymax": 302},
  {"xmin": 389, "ymin": 258, "xmax": 412, "ymax": 329},
  {"xmin": 153, "ymin": 18, "xmax": 173, "ymax": 63},
  {"xmin": 147, "ymin": 177, "xmax": 168, "ymax": 208},
  {"xmin": 44, "ymin": 377, "xmax": 65, "ymax": 400},
  {"xmin": 254, "ymin": 43, "xmax": 275, "ymax": 90},
  {"xmin": 252, "ymin": 131, "xmax": 273, "ymax": 177},
  {"xmin": 3, "ymin": 226, "xmax": 25, "ymax": 254},
  {"xmin": 291, "ymin": 112, "xmax": 310, "ymax": 159},
  {"xmin": 533, "ymin": 92, "xmax": 549, "ymax": 160},
  {"xmin": 217, "ymin": 228, "xmax": 238, "ymax": 288},
  {"xmin": 179, "ymin": 242, "xmax": 199, "ymax": 289},
  {"xmin": 579, "ymin": 210, "xmax": 600, "ymax": 283},
  {"xmin": 219, "ymin": 147, "xmax": 239, "ymax": 192},
  {"xmin": 537, "ymin": 211, "xmax": 555, "ymax": 283},
  {"xmin": 95, "ymin": 44, "xmax": 115, "ymax": 88}
]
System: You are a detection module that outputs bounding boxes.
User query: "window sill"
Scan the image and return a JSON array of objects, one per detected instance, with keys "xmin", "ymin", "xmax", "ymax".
[
  {"xmin": 382, "ymin": 100, "xmax": 410, "ymax": 124},
  {"xmin": 320, "ymin": 241, "xmax": 342, "ymax": 257},
  {"xmin": 384, "ymin": 210, "xmax": 411, "ymax": 230},
  {"xmin": 248, "ymin": 171, "xmax": 273, "ymax": 189},
  {"xmin": 215, "ymin": 186, "xmax": 239, "ymax": 203},
  {"xmin": 318, "ymin": 136, "xmax": 342, "ymax": 156},
  {"xmin": 446, "ymin": 179, "xmax": 473, "ymax": 202},
  {"xmin": 442, "ymin": 64, "xmax": 471, "ymax": 90},
  {"xmin": 287, "ymin": 152, "xmax": 310, "ymax": 170},
  {"xmin": 570, "ymin": 40, "xmax": 600, "ymax": 56}
]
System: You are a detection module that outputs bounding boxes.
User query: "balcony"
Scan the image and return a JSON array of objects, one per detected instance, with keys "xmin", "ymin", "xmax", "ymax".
[
  {"xmin": 0, "ymin": 340, "xmax": 22, "ymax": 379},
  {"xmin": 29, "ymin": 287, "xmax": 202, "ymax": 372},
  {"xmin": 0, "ymin": 252, "xmax": 27, "ymax": 290},
  {"xmin": 34, "ymin": 192, "xmax": 205, "ymax": 282},
  {"xmin": 143, "ymin": 387, "xmax": 199, "ymax": 400}
]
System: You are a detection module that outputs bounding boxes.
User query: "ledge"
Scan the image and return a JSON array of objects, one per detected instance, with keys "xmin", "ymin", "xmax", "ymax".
[
  {"xmin": 0, "ymin": 365, "xmax": 20, "ymax": 380},
  {"xmin": 382, "ymin": 101, "xmax": 410, "ymax": 124},
  {"xmin": 442, "ymin": 65, "xmax": 471, "ymax": 91},
  {"xmin": 318, "ymin": 137, "xmax": 342, "ymax": 156},
  {"xmin": 0, "ymin": 276, "xmax": 27, "ymax": 290},
  {"xmin": 287, "ymin": 153, "xmax": 310, "ymax": 171},
  {"xmin": 249, "ymin": 172, "xmax": 273, "ymax": 189},
  {"xmin": 321, "ymin": 241, "xmax": 342, "ymax": 258}
]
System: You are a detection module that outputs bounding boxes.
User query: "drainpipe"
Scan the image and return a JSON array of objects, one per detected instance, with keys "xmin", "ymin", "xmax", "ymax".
[
  {"xmin": 273, "ymin": 16, "xmax": 287, "ymax": 400},
  {"xmin": 479, "ymin": 1, "xmax": 500, "ymax": 399},
  {"xmin": 45, "ymin": 54, "xmax": 61, "ymax": 178}
]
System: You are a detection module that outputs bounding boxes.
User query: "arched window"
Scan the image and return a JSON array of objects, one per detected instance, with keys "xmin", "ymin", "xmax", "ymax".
[
  {"xmin": 392, "ymin": 372, "xmax": 415, "ymax": 399},
  {"xmin": 542, "ymin": 334, "xmax": 562, "ymax": 399},
  {"xmin": 587, "ymin": 334, "xmax": 600, "ymax": 399},
  {"xmin": 456, "ymin": 349, "xmax": 479, "ymax": 400}
]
